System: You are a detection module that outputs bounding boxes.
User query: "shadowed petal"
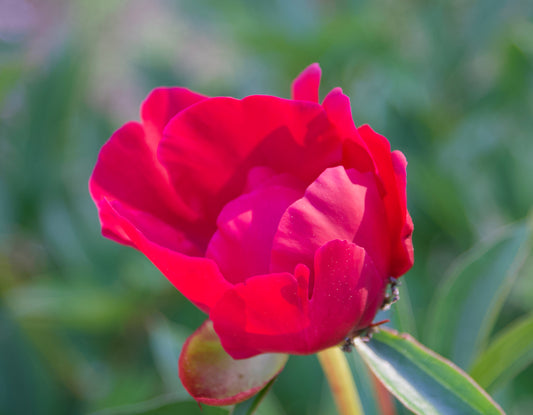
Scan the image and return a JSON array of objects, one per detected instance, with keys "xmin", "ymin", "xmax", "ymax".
[
  {"xmin": 89, "ymin": 88, "xmax": 208, "ymax": 249},
  {"xmin": 359, "ymin": 125, "xmax": 414, "ymax": 276},
  {"xmin": 206, "ymin": 170, "xmax": 305, "ymax": 284}
]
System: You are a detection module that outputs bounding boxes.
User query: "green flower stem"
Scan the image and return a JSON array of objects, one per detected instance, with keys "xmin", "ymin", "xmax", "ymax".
[{"xmin": 317, "ymin": 346, "xmax": 364, "ymax": 415}]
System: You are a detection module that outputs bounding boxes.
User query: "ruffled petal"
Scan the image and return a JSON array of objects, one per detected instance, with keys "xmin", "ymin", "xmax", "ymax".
[
  {"xmin": 141, "ymin": 87, "xmax": 207, "ymax": 138},
  {"xmin": 291, "ymin": 63, "xmax": 322, "ymax": 102},
  {"xmin": 206, "ymin": 169, "xmax": 305, "ymax": 284},
  {"xmin": 358, "ymin": 125, "xmax": 414, "ymax": 276},
  {"xmin": 390, "ymin": 150, "xmax": 414, "ymax": 276},
  {"xmin": 271, "ymin": 166, "xmax": 390, "ymax": 277},
  {"xmin": 211, "ymin": 240, "xmax": 385, "ymax": 358},
  {"xmin": 321, "ymin": 88, "xmax": 380, "ymax": 179},
  {"xmin": 158, "ymin": 95, "xmax": 343, "ymax": 226},
  {"xmin": 89, "ymin": 88, "xmax": 209, "ymax": 249},
  {"xmin": 101, "ymin": 199, "xmax": 232, "ymax": 313}
]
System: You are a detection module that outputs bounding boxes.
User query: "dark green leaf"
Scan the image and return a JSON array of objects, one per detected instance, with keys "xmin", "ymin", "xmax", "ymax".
[{"xmin": 354, "ymin": 328, "xmax": 504, "ymax": 415}]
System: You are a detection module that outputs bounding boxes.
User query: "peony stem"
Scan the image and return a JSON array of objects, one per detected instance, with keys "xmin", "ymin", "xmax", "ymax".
[{"xmin": 317, "ymin": 346, "xmax": 364, "ymax": 415}]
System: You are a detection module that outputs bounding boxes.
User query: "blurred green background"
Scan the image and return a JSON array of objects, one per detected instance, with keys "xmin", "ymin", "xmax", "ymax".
[{"xmin": 1, "ymin": 1, "xmax": 533, "ymax": 414}]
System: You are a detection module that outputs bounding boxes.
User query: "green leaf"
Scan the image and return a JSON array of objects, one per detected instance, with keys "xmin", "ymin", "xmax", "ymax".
[
  {"xmin": 354, "ymin": 328, "xmax": 504, "ymax": 415},
  {"xmin": 179, "ymin": 320, "xmax": 288, "ymax": 406},
  {"xmin": 391, "ymin": 278, "xmax": 418, "ymax": 337},
  {"xmin": 470, "ymin": 312, "xmax": 533, "ymax": 391},
  {"xmin": 425, "ymin": 220, "xmax": 532, "ymax": 368},
  {"xmin": 231, "ymin": 378, "xmax": 276, "ymax": 415},
  {"xmin": 91, "ymin": 395, "xmax": 229, "ymax": 415},
  {"xmin": 348, "ymin": 348, "xmax": 380, "ymax": 415}
]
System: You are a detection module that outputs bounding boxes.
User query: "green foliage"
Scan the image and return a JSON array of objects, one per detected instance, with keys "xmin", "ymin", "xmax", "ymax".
[
  {"xmin": 470, "ymin": 312, "xmax": 533, "ymax": 392},
  {"xmin": 425, "ymin": 220, "xmax": 532, "ymax": 368},
  {"xmin": 1, "ymin": 0, "xmax": 532, "ymax": 414},
  {"xmin": 355, "ymin": 329, "xmax": 504, "ymax": 415}
]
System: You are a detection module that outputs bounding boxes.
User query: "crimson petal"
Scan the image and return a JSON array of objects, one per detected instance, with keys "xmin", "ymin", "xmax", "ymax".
[
  {"xmin": 291, "ymin": 63, "xmax": 322, "ymax": 102},
  {"xmin": 211, "ymin": 240, "xmax": 385, "ymax": 358},
  {"xmin": 102, "ymin": 199, "xmax": 231, "ymax": 313},
  {"xmin": 89, "ymin": 88, "xmax": 207, "ymax": 249},
  {"xmin": 271, "ymin": 166, "xmax": 390, "ymax": 277},
  {"xmin": 358, "ymin": 125, "xmax": 414, "ymax": 276},
  {"xmin": 158, "ymin": 95, "xmax": 343, "ymax": 227}
]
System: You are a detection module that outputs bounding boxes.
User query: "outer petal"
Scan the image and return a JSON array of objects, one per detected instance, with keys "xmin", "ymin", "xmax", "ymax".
[
  {"xmin": 89, "ymin": 88, "xmax": 208, "ymax": 248},
  {"xmin": 358, "ymin": 125, "xmax": 414, "ymax": 276},
  {"xmin": 141, "ymin": 87, "xmax": 207, "ymax": 137},
  {"xmin": 211, "ymin": 240, "xmax": 386, "ymax": 359},
  {"xmin": 179, "ymin": 320, "xmax": 288, "ymax": 406},
  {"xmin": 391, "ymin": 150, "xmax": 415, "ymax": 276},
  {"xmin": 102, "ymin": 199, "xmax": 231, "ymax": 313},
  {"xmin": 271, "ymin": 166, "xmax": 390, "ymax": 277},
  {"xmin": 291, "ymin": 63, "xmax": 322, "ymax": 102},
  {"xmin": 158, "ymin": 95, "xmax": 343, "ymax": 226}
]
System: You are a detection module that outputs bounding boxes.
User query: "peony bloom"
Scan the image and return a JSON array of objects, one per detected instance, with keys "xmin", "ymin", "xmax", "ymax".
[{"xmin": 90, "ymin": 63, "xmax": 413, "ymax": 403}]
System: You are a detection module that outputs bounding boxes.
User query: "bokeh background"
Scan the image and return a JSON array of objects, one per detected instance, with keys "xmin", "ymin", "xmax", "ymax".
[{"xmin": 1, "ymin": 1, "xmax": 533, "ymax": 414}]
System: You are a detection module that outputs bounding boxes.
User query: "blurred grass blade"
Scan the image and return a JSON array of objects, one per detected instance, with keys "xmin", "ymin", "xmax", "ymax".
[
  {"xmin": 146, "ymin": 315, "xmax": 191, "ymax": 394},
  {"xmin": 425, "ymin": 220, "xmax": 532, "ymax": 368},
  {"xmin": 349, "ymin": 349, "xmax": 379, "ymax": 415},
  {"xmin": 232, "ymin": 378, "xmax": 276, "ymax": 415},
  {"xmin": 354, "ymin": 328, "xmax": 504, "ymax": 415},
  {"xmin": 391, "ymin": 279, "xmax": 418, "ymax": 337},
  {"xmin": 470, "ymin": 312, "xmax": 533, "ymax": 392},
  {"xmin": 91, "ymin": 395, "xmax": 229, "ymax": 415}
]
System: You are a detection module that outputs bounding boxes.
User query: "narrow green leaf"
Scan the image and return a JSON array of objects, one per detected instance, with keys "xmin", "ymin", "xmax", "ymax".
[
  {"xmin": 470, "ymin": 312, "xmax": 533, "ymax": 391},
  {"xmin": 91, "ymin": 395, "xmax": 229, "ymax": 415},
  {"xmin": 391, "ymin": 279, "xmax": 418, "ymax": 337},
  {"xmin": 348, "ymin": 348, "xmax": 380, "ymax": 415},
  {"xmin": 232, "ymin": 378, "xmax": 276, "ymax": 415},
  {"xmin": 354, "ymin": 328, "xmax": 504, "ymax": 415},
  {"xmin": 425, "ymin": 220, "xmax": 532, "ymax": 368},
  {"xmin": 146, "ymin": 315, "xmax": 191, "ymax": 395}
]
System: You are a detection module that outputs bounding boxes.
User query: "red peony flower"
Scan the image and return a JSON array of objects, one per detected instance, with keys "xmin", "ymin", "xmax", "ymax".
[{"xmin": 90, "ymin": 64, "xmax": 413, "ymax": 404}]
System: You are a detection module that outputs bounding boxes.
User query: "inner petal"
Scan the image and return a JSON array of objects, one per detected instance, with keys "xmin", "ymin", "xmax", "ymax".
[
  {"xmin": 270, "ymin": 166, "xmax": 390, "ymax": 278},
  {"xmin": 205, "ymin": 168, "xmax": 305, "ymax": 284}
]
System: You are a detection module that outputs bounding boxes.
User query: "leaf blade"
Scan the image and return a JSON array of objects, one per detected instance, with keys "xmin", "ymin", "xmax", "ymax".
[
  {"xmin": 425, "ymin": 220, "xmax": 532, "ymax": 368},
  {"xmin": 354, "ymin": 328, "xmax": 504, "ymax": 415},
  {"xmin": 470, "ymin": 312, "xmax": 533, "ymax": 391}
]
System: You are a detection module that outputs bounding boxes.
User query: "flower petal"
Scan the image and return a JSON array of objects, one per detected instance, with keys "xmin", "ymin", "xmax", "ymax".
[
  {"xmin": 291, "ymin": 63, "xmax": 322, "ymax": 102},
  {"xmin": 205, "ymin": 169, "xmax": 305, "ymax": 284},
  {"xmin": 141, "ymin": 87, "xmax": 207, "ymax": 137},
  {"xmin": 158, "ymin": 95, "xmax": 343, "ymax": 226},
  {"xmin": 102, "ymin": 199, "xmax": 231, "ymax": 313},
  {"xmin": 211, "ymin": 240, "xmax": 385, "ymax": 358},
  {"xmin": 179, "ymin": 320, "xmax": 288, "ymax": 406},
  {"xmin": 271, "ymin": 166, "xmax": 390, "ymax": 277},
  {"xmin": 322, "ymin": 87, "xmax": 378, "ymax": 177},
  {"xmin": 358, "ymin": 125, "xmax": 414, "ymax": 276},
  {"xmin": 89, "ymin": 88, "xmax": 209, "ymax": 248}
]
